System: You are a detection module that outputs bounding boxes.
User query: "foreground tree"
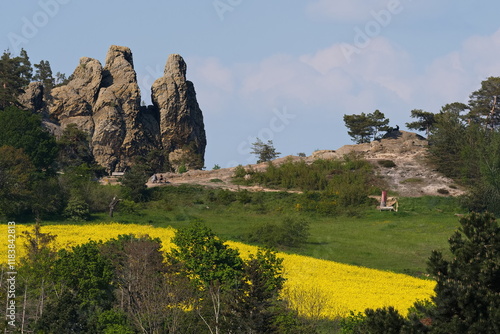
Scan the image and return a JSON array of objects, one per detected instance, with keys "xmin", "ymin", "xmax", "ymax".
[
  {"xmin": 426, "ymin": 212, "xmax": 500, "ymax": 333},
  {"xmin": 0, "ymin": 106, "xmax": 58, "ymax": 171}
]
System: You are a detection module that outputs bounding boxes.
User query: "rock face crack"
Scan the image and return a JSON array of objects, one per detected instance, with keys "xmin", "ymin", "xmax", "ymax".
[{"xmin": 35, "ymin": 45, "xmax": 206, "ymax": 173}]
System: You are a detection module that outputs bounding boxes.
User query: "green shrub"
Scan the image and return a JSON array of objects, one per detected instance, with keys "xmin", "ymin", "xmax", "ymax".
[
  {"xmin": 236, "ymin": 189, "xmax": 252, "ymax": 204},
  {"xmin": 215, "ymin": 189, "xmax": 236, "ymax": 205},
  {"xmin": 178, "ymin": 164, "xmax": 187, "ymax": 174},
  {"xmin": 233, "ymin": 165, "xmax": 247, "ymax": 179},
  {"xmin": 377, "ymin": 159, "xmax": 396, "ymax": 168},
  {"xmin": 362, "ymin": 307, "xmax": 407, "ymax": 334},
  {"xmin": 437, "ymin": 188, "xmax": 450, "ymax": 195},
  {"xmin": 340, "ymin": 311, "xmax": 365, "ymax": 334},
  {"xmin": 248, "ymin": 216, "xmax": 310, "ymax": 248},
  {"xmin": 117, "ymin": 199, "xmax": 140, "ymax": 214},
  {"xmin": 210, "ymin": 178, "xmax": 223, "ymax": 183},
  {"xmin": 64, "ymin": 196, "xmax": 90, "ymax": 221}
]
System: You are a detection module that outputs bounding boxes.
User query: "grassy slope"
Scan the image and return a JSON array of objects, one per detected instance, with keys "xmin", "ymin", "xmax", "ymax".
[{"xmin": 46, "ymin": 186, "xmax": 462, "ymax": 277}]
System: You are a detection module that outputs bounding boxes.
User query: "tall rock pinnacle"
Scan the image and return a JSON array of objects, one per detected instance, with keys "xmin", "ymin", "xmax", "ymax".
[
  {"xmin": 152, "ymin": 54, "xmax": 207, "ymax": 170},
  {"xmin": 44, "ymin": 46, "xmax": 206, "ymax": 173}
]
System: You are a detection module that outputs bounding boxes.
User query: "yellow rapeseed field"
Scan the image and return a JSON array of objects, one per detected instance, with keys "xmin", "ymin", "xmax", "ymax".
[{"xmin": 1, "ymin": 223, "xmax": 435, "ymax": 319}]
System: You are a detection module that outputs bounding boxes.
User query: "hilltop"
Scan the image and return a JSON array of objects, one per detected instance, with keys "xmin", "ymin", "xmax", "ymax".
[{"xmin": 146, "ymin": 130, "xmax": 464, "ymax": 198}]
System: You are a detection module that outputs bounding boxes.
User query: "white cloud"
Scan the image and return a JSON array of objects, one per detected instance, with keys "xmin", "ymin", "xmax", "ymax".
[{"xmin": 417, "ymin": 27, "xmax": 500, "ymax": 110}]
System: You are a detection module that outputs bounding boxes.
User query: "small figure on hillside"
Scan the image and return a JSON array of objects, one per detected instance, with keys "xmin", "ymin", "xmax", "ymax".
[
  {"xmin": 151, "ymin": 174, "xmax": 157, "ymax": 183},
  {"xmin": 159, "ymin": 175, "xmax": 164, "ymax": 183}
]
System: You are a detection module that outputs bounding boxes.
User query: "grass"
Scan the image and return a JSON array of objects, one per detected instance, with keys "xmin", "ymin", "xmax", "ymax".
[{"xmin": 32, "ymin": 185, "xmax": 464, "ymax": 278}]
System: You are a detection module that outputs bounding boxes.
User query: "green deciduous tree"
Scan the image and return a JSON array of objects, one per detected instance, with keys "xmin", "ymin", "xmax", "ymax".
[
  {"xmin": 0, "ymin": 145, "xmax": 35, "ymax": 218},
  {"xmin": 0, "ymin": 106, "xmax": 58, "ymax": 170}
]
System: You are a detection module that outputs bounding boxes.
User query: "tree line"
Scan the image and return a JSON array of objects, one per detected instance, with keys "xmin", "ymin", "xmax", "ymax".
[
  {"xmin": 0, "ymin": 222, "xmax": 315, "ymax": 333},
  {"xmin": 343, "ymin": 76, "xmax": 500, "ymax": 215}
]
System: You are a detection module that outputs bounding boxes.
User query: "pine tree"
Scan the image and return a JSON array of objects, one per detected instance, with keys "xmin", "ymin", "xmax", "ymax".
[
  {"xmin": 0, "ymin": 49, "xmax": 32, "ymax": 109},
  {"xmin": 427, "ymin": 212, "xmax": 500, "ymax": 333},
  {"xmin": 33, "ymin": 60, "xmax": 55, "ymax": 100}
]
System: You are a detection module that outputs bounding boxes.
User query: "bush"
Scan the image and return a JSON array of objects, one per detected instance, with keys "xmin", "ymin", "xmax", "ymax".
[
  {"xmin": 340, "ymin": 311, "xmax": 365, "ymax": 334},
  {"xmin": 117, "ymin": 199, "xmax": 140, "ymax": 214},
  {"xmin": 437, "ymin": 188, "xmax": 449, "ymax": 195},
  {"xmin": 378, "ymin": 159, "xmax": 396, "ymax": 168},
  {"xmin": 64, "ymin": 196, "xmax": 90, "ymax": 221},
  {"xmin": 248, "ymin": 217, "xmax": 310, "ymax": 248}
]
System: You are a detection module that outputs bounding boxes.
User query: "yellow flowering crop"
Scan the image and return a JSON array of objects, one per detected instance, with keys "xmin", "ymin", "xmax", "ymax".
[{"xmin": 1, "ymin": 223, "xmax": 435, "ymax": 319}]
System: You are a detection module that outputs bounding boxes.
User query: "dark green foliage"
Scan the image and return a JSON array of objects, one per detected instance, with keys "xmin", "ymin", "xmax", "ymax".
[
  {"xmin": 378, "ymin": 159, "xmax": 396, "ymax": 168},
  {"xmin": 169, "ymin": 221, "xmax": 244, "ymax": 288},
  {"xmin": 96, "ymin": 309, "xmax": 135, "ymax": 334},
  {"xmin": 0, "ymin": 145, "xmax": 35, "ymax": 219},
  {"xmin": 425, "ymin": 212, "xmax": 500, "ymax": 333},
  {"xmin": 468, "ymin": 76, "xmax": 500, "ymax": 128},
  {"xmin": 344, "ymin": 110, "xmax": 390, "ymax": 143},
  {"xmin": 33, "ymin": 59, "xmax": 55, "ymax": 99},
  {"xmin": 251, "ymin": 138, "xmax": 281, "ymax": 163},
  {"xmin": 362, "ymin": 307, "xmax": 408, "ymax": 334},
  {"xmin": 0, "ymin": 106, "xmax": 58, "ymax": 170},
  {"xmin": 340, "ymin": 311, "xmax": 366, "ymax": 334},
  {"xmin": 341, "ymin": 307, "xmax": 408, "ymax": 334},
  {"xmin": 64, "ymin": 196, "xmax": 91, "ymax": 221},
  {"xmin": 406, "ymin": 109, "xmax": 436, "ymax": 136},
  {"xmin": 57, "ymin": 123, "xmax": 96, "ymax": 170},
  {"xmin": 248, "ymin": 216, "xmax": 310, "ymax": 248},
  {"xmin": 121, "ymin": 163, "xmax": 150, "ymax": 202},
  {"xmin": 0, "ymin": 49, "xmax": 32, "ymax": 109},
  {"xmin": 54, "ymin": 241, "xmax": 115, "ymax": 307}
]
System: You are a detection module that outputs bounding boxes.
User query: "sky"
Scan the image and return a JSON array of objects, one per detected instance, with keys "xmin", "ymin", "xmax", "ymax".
[{"xmin": 2, "ymin": 0, "xmax": 500, "ymax": 169}]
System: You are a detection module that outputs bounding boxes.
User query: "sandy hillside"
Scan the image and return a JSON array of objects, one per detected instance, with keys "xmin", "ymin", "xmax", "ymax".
[{"xmin": 147, "ymin": 130, "xmax": 464, "ymax": 198}]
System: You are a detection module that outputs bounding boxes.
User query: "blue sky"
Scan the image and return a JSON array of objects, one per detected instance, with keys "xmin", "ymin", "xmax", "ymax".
[{"xmin": 2, "ymin": 1, "xmax": 500, "ymax": 169}]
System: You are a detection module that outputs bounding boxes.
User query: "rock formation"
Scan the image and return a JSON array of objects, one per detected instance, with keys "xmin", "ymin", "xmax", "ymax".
[
  {"xmin": 18, "ymin": 82, "xmax": 45, "ymax": 112},
  {"xmin": 42, "ymin": 45, "xmax": 206, "ymax": 173},
  {"xmin": 152, "ymin": 54, "xmax": 206, "ymax": 170}
]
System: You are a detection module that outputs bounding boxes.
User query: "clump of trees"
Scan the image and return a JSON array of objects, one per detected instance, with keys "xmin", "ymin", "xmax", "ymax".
[
  {"xmin": 343, "ymin": 110, "xmax": 391, "ymax": 144},
  {"xmin": 0, "ymin": 223, "xmax": 316, "ymax": 333},
  {"xmin": 411, "ymin": 77, "xmax": 500, "ymax": 214}
]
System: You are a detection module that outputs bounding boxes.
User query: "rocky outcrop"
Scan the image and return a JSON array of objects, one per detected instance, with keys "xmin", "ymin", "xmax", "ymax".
[
  {"xmin": 18, "ymin": 82, "xmax": 44, "ymax": 112},
  {"xmin": 49, "ymin": 56, "xmax": 103, "ymax": 134},
  {"xmin": 45, "ymin": 45, "xmax": 206, "ymax": 173},
  {"xmin": 152, "ymin": 54, "xmax": 207, "ymax": 170}
]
